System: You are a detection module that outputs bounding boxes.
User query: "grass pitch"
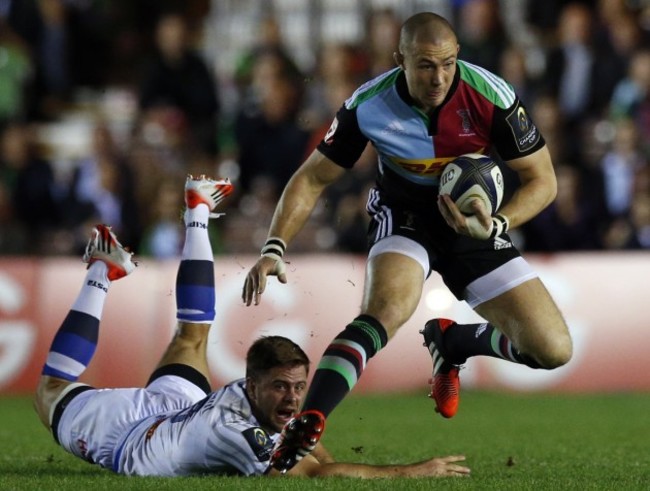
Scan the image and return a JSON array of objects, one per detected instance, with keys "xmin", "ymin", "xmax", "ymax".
[{"xmin": 1, "ymin": 390, "xmax": 648, "ymax": 490}]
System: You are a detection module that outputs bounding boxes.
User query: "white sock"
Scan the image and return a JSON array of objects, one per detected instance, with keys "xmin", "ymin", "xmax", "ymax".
[
  {"xmin": 183, "ymin": 204, "xmax": 213, "ymax": 261},
  {"xmin": 71, "ymin": 261, "xmax": 110, "ymax": 319}
]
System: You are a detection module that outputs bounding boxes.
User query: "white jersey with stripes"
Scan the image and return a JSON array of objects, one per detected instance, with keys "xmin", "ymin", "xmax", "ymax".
[{"xmin": 113, "ymin": 379, "xmax": 278, "ymax": 476}]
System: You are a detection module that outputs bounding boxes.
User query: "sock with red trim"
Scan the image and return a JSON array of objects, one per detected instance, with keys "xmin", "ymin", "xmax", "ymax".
[{"xmin": 302, "ymin": 315, "xmax": 388, "ymax": 417}]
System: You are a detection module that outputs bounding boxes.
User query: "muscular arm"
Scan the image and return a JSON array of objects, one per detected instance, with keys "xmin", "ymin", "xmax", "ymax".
[
  {"xmin": 242, "ymin": 149, "xmax": 346, "ymax": 305},
  {"xmin": 438, "ymin": 145, "xmax": 557, "ymax": 238},
  {"xmin": 267, "ymin": 149, "xmax": 347, "ymax": 244},
  {"xmin": 499, "ymin": 145, "xmax": 557, "ymax": 229}
]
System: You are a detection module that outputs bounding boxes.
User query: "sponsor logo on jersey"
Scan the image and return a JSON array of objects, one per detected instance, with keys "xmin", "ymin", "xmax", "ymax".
[
  {"xmin": 390, "ymin": 148, "xmax": 485, "ymax": 176},
  {"xmin": 242, "ymin": 427, "xmax": 273, "ymax": 462},
  {"xmin": 506, "ymin": 104, "xmax": 540, "ymax": 152},
  {"xmin": 324, "ymin": 117, "xmax": 338, "ymax": 144},
  {"xmin": 494, "ymin": 236, "xmax": 513, "ymax": 250},
  {"xmin": 391, "ymin": 157, "xmax": 450, "ymax": 176}
]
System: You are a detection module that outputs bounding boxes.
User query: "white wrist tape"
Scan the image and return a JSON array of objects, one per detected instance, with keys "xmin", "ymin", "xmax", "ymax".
[
  {"xmin": 465, "ymin": 215, "xmax": 491, "ymax": 240},
  {"xmin": 489, "ymin": 214, "xmax": 510, "ymax": 239},
  {"xmin": 465, "ymin": 213, "xmax": 510, "ymax": 240}
]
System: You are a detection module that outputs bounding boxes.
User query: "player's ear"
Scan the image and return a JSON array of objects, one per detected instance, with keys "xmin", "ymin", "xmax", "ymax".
[
  {"xmin": 245, "ymin": 376, "xmax": 256, "ymax": 399},
  {"xmin": 393, "ymin": 51, "xmax": 405, "ymax": 69}
]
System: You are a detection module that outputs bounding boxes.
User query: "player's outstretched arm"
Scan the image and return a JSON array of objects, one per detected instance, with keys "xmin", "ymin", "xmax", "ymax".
[
  {"xmin": 276, "ymin": 454, "xmax": 470, "ymax": 478},
  {"xmin": 242, "ymin": 150, "xmax": 346, "ymax": 306}
]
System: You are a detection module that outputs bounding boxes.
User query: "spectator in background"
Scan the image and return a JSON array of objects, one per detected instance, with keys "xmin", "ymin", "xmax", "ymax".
[
  {"xmin": 627, "ymin": 193, "xmax": 650, "ymax": 249},
  {"xmin": 0, "ymin": 20, "xmax": 33, "ymax": 124},
  {"xmin": 454, "ymin": 0, "xmax": 506, "ymax": 73},
  {"xmin": 598, "ymin": 118, "xmax": 646, "ymax": 219},
  {"xmin": 529, "ymin": 94, "xmax": 567, "ymax": 166},
  {"xmin": 601, "ymin": 189, "xmax": 650, "ymax": 250},
  {"xmin": 593, "ymin": 10, "xmax": 644, "ymax": 96},
  {"xmin": 609, "ymin": 49, "xmax": 650, "ymax": 120},
  {"xmin": 139, "ymin": 175, "xmax": 184, "ymax": 258},
  {"xmin": 5, "ymin": 0, "xmax": 71, "ymax": 121},
  {"xmin": 138, "ymin": 12, "xmax": 220, "ymax": 159},
  {"xmin": 543, "ymin": 3, "xmax": 601, "ymax": 162},
  {"xmin": 0, "ymin": 122, "xmax": 60, "ymax": 253},
  {"xmin": 544, "ymin": 3, "xmax": 595, "ymax": 119},
  {"xmin": 498, "ymin": 43, "xmax": 539, "ymax": 107},
  {"xmin": 63, "ymin": 121, "xmax": 141, "ymax": 253},
  {"xmin": 233, "ymin": 15, "xmax": 301, "ymax": 103},
  {"xmin": 522, "ymin": 164, "xmax": 602, "ymax": 251},
  {"xmin": 363, "ymin": 8, "xmax": 402, "ymax": 77},
  {"xmin": 609, "ymin": 49, "xmax": 650, "ymax": 156},
  {"xmin": 303, "ymin": 42, "xmax": 367, "ymax": 136},
  {"xmin": 233, "ymin": 50, "xmax": 310, "ymax": 199}
]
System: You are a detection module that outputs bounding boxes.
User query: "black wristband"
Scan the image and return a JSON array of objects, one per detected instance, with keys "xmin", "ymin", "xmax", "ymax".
[{"xmin": 261, "ymin": 237, "xmax": 287, "ymax": 258}]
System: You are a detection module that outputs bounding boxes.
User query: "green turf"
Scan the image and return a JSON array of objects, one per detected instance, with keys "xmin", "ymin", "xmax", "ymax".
[{"xmin": 1, "ymin": 390, "xmax": 649, "ymax": 490}]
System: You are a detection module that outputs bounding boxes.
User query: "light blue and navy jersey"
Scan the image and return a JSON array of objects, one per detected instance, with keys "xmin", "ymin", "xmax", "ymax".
[{"xmin": 317, "ymin": 60, "xmax": 544, "ymax": 205}]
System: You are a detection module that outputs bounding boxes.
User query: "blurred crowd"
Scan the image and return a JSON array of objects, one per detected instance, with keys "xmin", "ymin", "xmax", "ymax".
[{"xmin": 1, "ymin": 0, "xmax": 650, "ymax": 257}]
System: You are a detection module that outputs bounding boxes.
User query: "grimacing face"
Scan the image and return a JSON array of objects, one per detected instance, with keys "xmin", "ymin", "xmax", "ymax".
[
  {"xmin": 246, "ymin": 364, "xmax": 308, "ymax": 433},
  {"xmin": 395, "ymin": 38, "xmax": 459, "ymax": 113}
]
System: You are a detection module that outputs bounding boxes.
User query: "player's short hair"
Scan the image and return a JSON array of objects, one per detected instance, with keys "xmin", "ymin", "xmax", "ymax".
[
  {"xmin": 399, "ymin": 12, "xmax": 456, "ymax": 55},
  {"xmin": 246, "ymin": 336, "xmax": 310, "ymax": 379}
]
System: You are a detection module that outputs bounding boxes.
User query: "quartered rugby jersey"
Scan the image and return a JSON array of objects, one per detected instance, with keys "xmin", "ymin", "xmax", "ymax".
[{"xmin": 317, "ymin": 60, "xmax": 545, "ymax": 204}]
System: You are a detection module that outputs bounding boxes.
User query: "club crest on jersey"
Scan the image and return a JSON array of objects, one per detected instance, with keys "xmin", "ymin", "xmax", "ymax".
[
  {"xmin": 456, "ymin": 109, "xmax": 475, "ymax": 136},
  {"xmin": 506, "ymin": 104, "xmax": 540, "ymax": 152},
  {"xmin": 324, "ymin": 117, "xmax": 338, "ymax": 144},
  {"xmin": 242, "ymin": 427, "xmax": 273, "ymax": 462}
]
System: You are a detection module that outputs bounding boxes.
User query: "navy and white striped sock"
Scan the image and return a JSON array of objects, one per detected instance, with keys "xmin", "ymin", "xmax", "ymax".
[
  {"xmin": 42, "ymin": 262, "xmax": 110, "ymax": 381},
  {"xmin": 176, "ymin": 204, "xmax": 215, "ymax": 323}
]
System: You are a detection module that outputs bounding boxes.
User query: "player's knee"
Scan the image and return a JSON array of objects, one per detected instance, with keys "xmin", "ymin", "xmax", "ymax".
[{"xmin": 537, "ymin": 335, "xmax": 573, "ymax": 369}]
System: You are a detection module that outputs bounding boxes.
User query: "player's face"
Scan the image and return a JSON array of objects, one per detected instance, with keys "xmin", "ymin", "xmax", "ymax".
[
  {"xmin": 247, "ymin": 364, "xmax": 308, "ymax": 433},
  {"xmin": 398, "ymin": 39, "xmax": 459, "ymax": 112}
]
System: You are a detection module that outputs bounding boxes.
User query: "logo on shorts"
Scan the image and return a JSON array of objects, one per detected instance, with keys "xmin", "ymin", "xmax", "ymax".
[{"xmin": 494, "ymin": 237, "xmax": 513, "ymax": 250}]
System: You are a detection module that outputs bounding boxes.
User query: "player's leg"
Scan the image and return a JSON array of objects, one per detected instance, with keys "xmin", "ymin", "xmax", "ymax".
[
  {"xmin": 301, "ymin": 251, "xmax": 423, "ymax": 415},
  {"xmin": 459, "ymin": 278, "xmax": 572, "ymax": 368},
  {"xmin": 146, "ymin": 175, "xmax": 233, "ymax": 386},
  {"xmin": 35, "ymin": 225, "xmax": 136, "ymax": 428},
  {"xmin": 423, "ymin": 256, "xmax": 572, "ymax": 418},
  {"xmin": 270, "ymin": 237, "xmax": 426, "ymax": 473}
]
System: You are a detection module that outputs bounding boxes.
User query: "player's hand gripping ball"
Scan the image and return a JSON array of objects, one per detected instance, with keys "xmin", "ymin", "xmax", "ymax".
[{"xmin": 438, "ymin": 153, "xmax": 504, "ymax": 215}]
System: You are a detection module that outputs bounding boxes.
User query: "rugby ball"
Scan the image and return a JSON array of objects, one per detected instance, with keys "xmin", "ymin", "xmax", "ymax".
[{"xmin": 438, "ymin": 153, "xmax": 504, "ymax": 215}]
